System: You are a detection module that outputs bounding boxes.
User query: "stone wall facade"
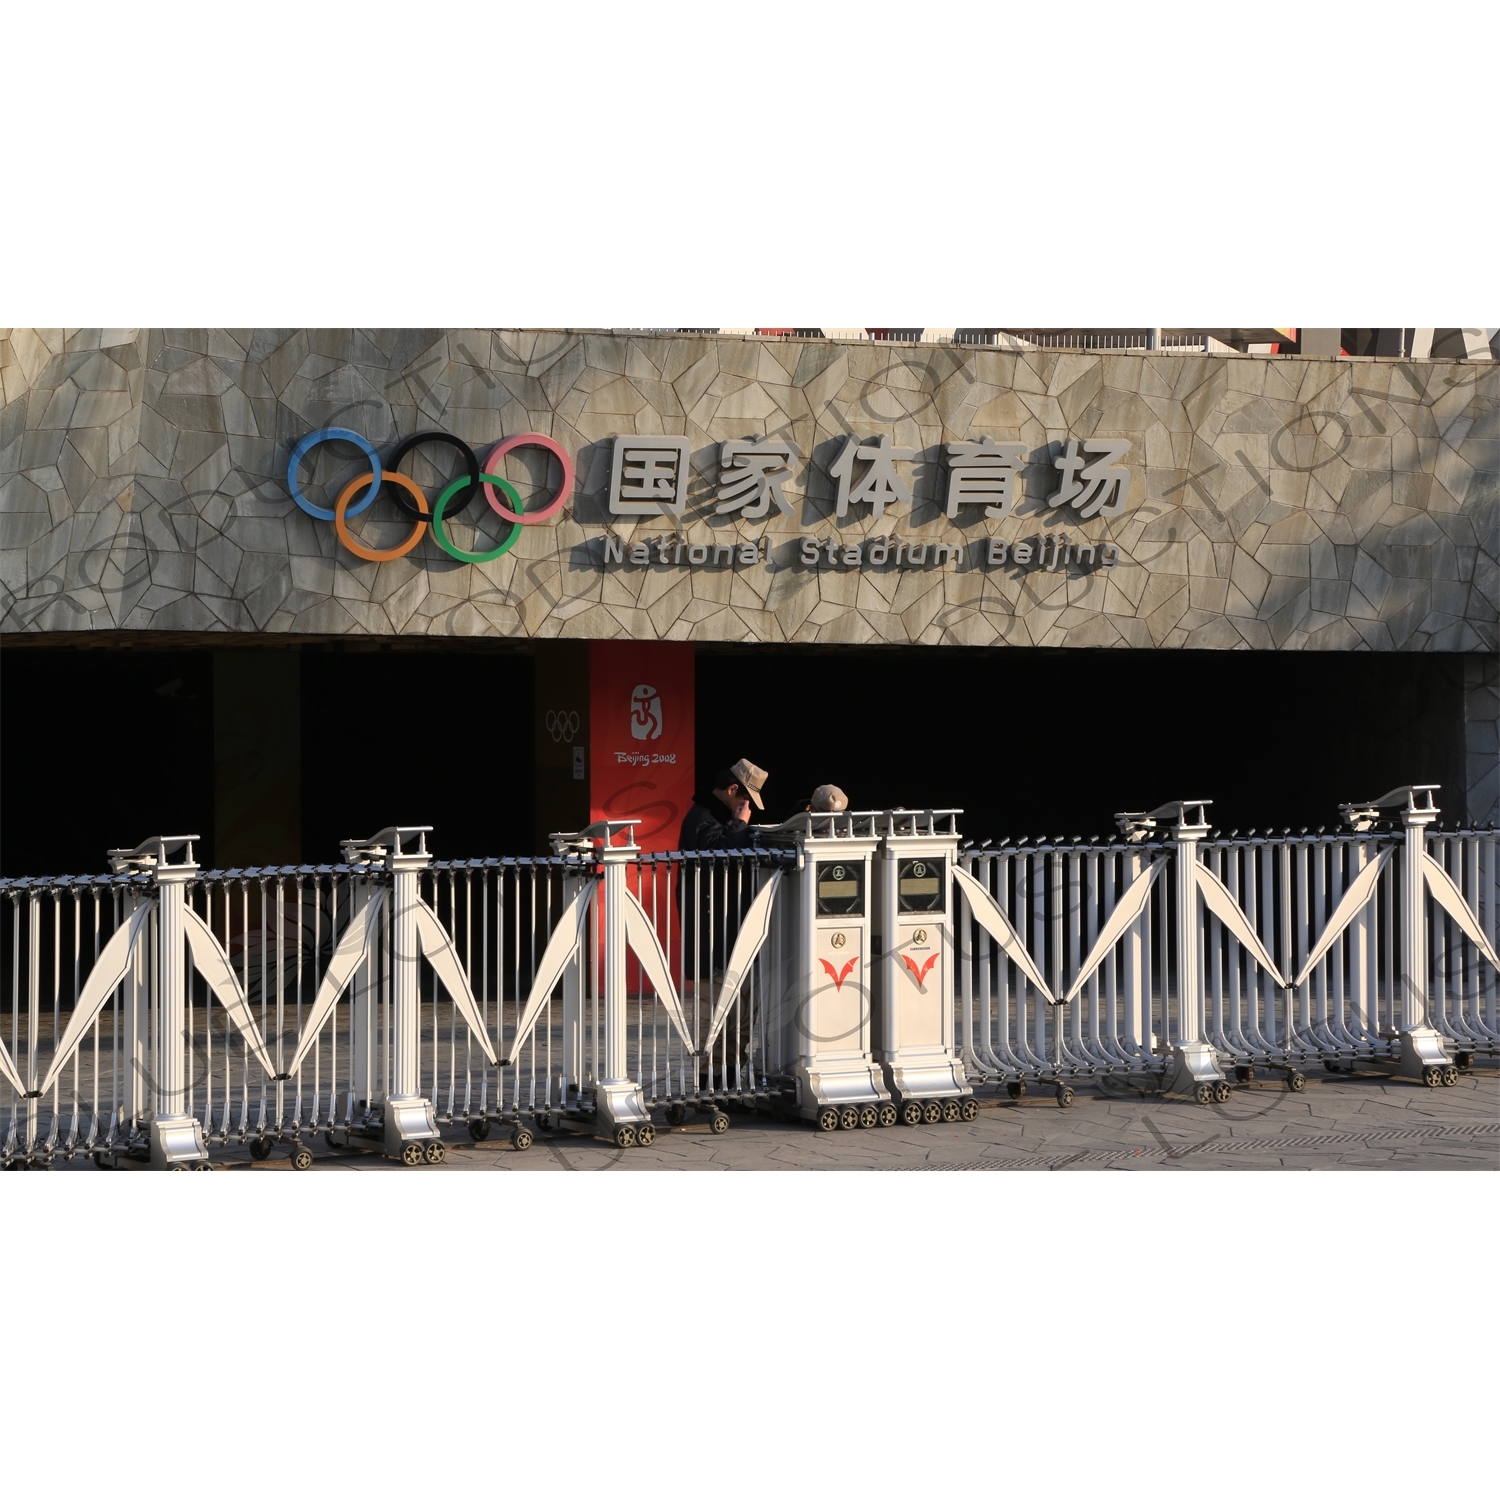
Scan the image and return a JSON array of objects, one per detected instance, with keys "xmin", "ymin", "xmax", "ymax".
[{"xmin": 1, "ymin": 328, "xmax": 1495, "ymax": 653}]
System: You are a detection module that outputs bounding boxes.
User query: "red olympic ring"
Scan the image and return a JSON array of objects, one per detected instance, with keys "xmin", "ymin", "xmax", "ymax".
[{"xmin": 481, "ymin": 433, "xmax": 574, "ymax": 524}]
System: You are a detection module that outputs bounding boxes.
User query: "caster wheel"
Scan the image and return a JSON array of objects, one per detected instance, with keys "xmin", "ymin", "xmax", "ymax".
[
  {"xmin": 290, "ymin": 1144, "xmax": 314, "ymax": 1172},
  {"xmin": 900, "ymin": 1101, "xmax": 924, "ymax": 1126},
  {"xmin": 816, "ymin": 1107, "xmax": 840, "ymax": 1132},
  {"xmin": 401, "ymin": 1140, "xmax": 426, "ymax": 1167},
  {"xmin": 710, "ymin": 1112, "xmax": 730, "ymax": 1135},
  {"xmin": 191, "ymin": 1160, "xmax": 214, "ymax": 1171},
  {"xmin": 878, "ymin": 1103, "xmax": 899, "ymax": 1127},
  {"xmin": 92, "ymin": 1151, "xmax": 114, "ymax": 1170},
  {"xmin": 941, "ymin": 1099, "xmax": 961, "ymax": 1123},
  {"xmin": 1423, "ymin": 1066, "xmax": 1442, "ymax": 1088},
  {"xmin": 1056, "ymin": 1085, "xmax": 1075, "ymax": 1109},
  {"xmin": 1234, "ymin": 1065, "xmax": 1254, "ymax": 1082},
  {"xmin": 1006, "ymin": 1081, "xmax": 1026, "ymax": 1100},
  {"xmin": 1323, "ymin": 1060, "xmax": 1339, "ymax": 1072},
  {"xmin": 512, "ymin": 1125, "xmax": 534, "ymax": 1151},
  {"xmin": 324, "ymin": 1130, "xmax": 339, "ymax": 1150},
  {"xmin": 838, "ymin": 1106, "xmax": 860, "ymax": 1130},
  {"xmin": 1441, "ymin": 1065, "xmax": 1459, "ymax": 1088},
  {"xmin": 614, "ymin": 1125, "xmax": 637, "ymax": 1149},
  {"xmin": 1194, "ymin": 1082, "xmax": 1214, "ymax": 1105},
  {"xmin": 922, "ymin": 1100, "xmax": 943, "ymax": 1124},
  {"xmin": 666, "ymin": 1103, "xmax": 686, "ymax": 1126},
  {"xmin": 636, "ymin": 1122, "xmax": 657, "ymax": 1146},
  {"xmin": 1213, "ymin": 1081, "xmax": 1232, "ymax": 1103},
  {"xmin": 959, "ymin": 1098, "xmax": 979, "ymax": 1122},
  {"xmin": 858, "ymin": 1104, "xmax": 879, "ymax": 1128},
  {"xmin": 249, "ymin": 1137, "xmax": 273, "ymax": 1161},
  {"xmin": 1455, "ymin": 1051, "xmax": 1473, "ymax": 1070},
  {"xmin": 468, "ymin": 1118, "xmax": 490, "ymax": 1142},
  {"xmin": 1286, "ymin": 1071, "xmax": 1305, "ymax": 1093}
]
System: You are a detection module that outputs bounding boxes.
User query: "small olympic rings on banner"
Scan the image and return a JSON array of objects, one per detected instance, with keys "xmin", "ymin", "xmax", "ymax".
[
  {"xmin": 287, "ymin": 428, "xmax": 382, "ymax": 521},
  {"xmin": 432, "ymin": 473, "xmax": 528, "ymax": 564},
  {"xmin": 482, "ymin": 433, "xmax": 574, "ymax": 524},
  {"xmin": 335, "ymin": 472, "xmax": 429, "ymax": 562},
  {"xmin": 384, "ymin": 430, "xmax": 481, "ymax": 521}
]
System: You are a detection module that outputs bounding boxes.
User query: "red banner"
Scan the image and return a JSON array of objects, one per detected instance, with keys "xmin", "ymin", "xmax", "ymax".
[{"xmin": 590, "ymin": 641, "xmax": 695, "ymax": 852}]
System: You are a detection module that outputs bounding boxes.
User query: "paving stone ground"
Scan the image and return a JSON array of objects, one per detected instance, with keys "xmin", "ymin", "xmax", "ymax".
[{"xmin": 169, "ymin": 1061, "xmax": 1499, "ymax": 1172}]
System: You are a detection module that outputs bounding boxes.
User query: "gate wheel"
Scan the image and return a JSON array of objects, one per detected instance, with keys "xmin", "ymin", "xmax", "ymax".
[
  {"xmin": 290, "ymin": 1144, "xmax": 314, "ymax": 1172},
  {"xmin": 249, "ymin": 1137, "xmax": 273, "ymax": 1161},
  {"xmin": 710, "ymin": 1112, "xmax": 730, "ymax": 1135},
  {"xmin": 900, "ymin": 1101, "xmax": 924, "ymax": 1126},
  {"xmin": 816, "ymin": 1107, "xmax": 839, "ymax": 1132},
  {"xmin": 512, "ymin": 1125, "xmax": 534, "ymax": 1151},
  {"xmin": 922, "ymin": 1100, "xmax": 943, "ymax": 1124},
  {"xmin": 1006, "ymin": 1081, "xmax": 1025, "ymax": 1100},
  {"xmin": 959, "ymin": 1098, "xmax": 979, "ymax": 1122},
  {"xmin": 424, "ymin": 1140, "xmax": 445, "ymax": 1165},
  {"xmin": 401, "ymin": 1140, "xmax": 426, "ymax": 1167},
  {"xmin": 858, "ymin": 1105, "xmax": 878, "ymax": 1128},
  {"xmin": 636, "ymin": 1122, "xmax": 657, "ymax": 1146},
  {"xmin": 941, "ymin": 1099, "xmax": 961, "ymax": 1123},
  {"xmin": 878, "ymin": 1103, "xmax": 899, "ymax": 1127},
  {"xmin": 1213, "ymin": 1081, "xmax": 1232, "ymax": 1103},
  {"xmin": 1440, "ymin": 1065, "xmax": 1459, "ymax": 1088},
  {"xmin": 468, "ymin": 1118, "xmax": 490, "ymax": 1142},
  {"xmin": 838, "ymin": 1106, "xmax": 860, "ymax": 1130},
  {"xmin": 1056, "ymin": 1085, "xmax": 1075, "ymax": 1108},
  {"xmin": 666, "ymin": 1103, "xmax": 686, "ymax": 1126},
  {"xmin": 1194, "ymin": 1083, "xmax": 1214, "ymax": 1105},
  {"xmin": 614, "ymin": 1125, "xmax": 637, "ymax": 1149},
  {"xmin": 1286, "ymin": 1071, "xmax": 1306, "ymax": 1092},
  {"xmin": 1423, "ymin": 1067, "xmax": 1443, "ymax": 1088}
]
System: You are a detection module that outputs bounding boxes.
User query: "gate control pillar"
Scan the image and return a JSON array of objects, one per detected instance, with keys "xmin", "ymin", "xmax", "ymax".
[
  {"xmin": 769, "ymin": 812, "xmax": 890, "ymax": 1128},
  {"xmin": 872, "ymin": 810, "xmax": 973, "ymax": 1119}
]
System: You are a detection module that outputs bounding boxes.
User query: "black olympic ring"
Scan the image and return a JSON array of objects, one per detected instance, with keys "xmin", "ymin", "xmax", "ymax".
[
  {"xmin": 384, "ymin": 430, "xmax": 481, "ymax": 521},
  {"xmin": 1271, "ymin": 410, "xmax": 1352, "ymax": 473}
]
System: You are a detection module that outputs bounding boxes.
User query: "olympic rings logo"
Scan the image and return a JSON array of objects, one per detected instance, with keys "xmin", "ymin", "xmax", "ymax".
[
  {"xmin": 545, "ymin": 710, "xmax": 580, "ymax": 743},
  {"xmin": 286, "ymin": 427, "xmax": 574, "ymax": 565}
]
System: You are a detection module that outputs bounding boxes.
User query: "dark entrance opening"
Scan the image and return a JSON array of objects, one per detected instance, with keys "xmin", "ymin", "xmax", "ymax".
[
  {"xmin": 1, "ymin": 648, "xmax": 215, "ymax": 876},
  {"xmin": 696, "ymin": 646, "xmax": 1469, "ymax": 841},
  {"xmin": 300, "ymin": 645, "xmax": 534, "ymax": 862}
]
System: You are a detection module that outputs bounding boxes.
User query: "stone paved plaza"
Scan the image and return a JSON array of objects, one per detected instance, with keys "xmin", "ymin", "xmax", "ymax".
[{"xmin": 89, "ymin": 1062, "xmax": 1495, "ymax": 1172}]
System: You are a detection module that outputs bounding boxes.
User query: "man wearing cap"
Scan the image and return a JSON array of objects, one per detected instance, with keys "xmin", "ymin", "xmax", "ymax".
[
  {"xmin": 782, "ymin": 784, "xmax": 849, "ymax": 821},
  {"xmin": 677, "ymin": 757, "xmax": 769, "ymax": 850},
  {"xmin": 677, "ymin": 758, "xmax": 768, "ymax": 1094}
]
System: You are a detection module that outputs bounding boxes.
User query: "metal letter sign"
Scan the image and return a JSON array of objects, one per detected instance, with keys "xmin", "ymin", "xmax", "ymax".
[
  {"xmin": 945, "ymin": 439, "xmax": 1026, "ymax": 520},
  {"xmin": 1047, "ymin": 438, "xmax": 1132, "ymax": 519},
  {"xmin": 609, "ymin": 435, "xmax": 692, "ymax": 517}
]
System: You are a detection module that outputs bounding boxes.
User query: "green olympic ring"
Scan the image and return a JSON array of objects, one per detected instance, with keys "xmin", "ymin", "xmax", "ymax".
[{"xmin": 432, "ymin": 473, "xmax": 527, "ymax": 563}]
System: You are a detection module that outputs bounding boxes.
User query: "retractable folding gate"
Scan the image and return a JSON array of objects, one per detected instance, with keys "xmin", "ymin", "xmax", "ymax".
[{"xmin": 1, "ymin": 786, "xmax": 1492, "ymax": 1166}]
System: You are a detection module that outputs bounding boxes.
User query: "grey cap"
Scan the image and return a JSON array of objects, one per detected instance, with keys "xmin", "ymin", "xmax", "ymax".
[
  {"xmin": 811, "ymin": 784, "xmax": 848, "ymax": 812},
  {"xmin": 729, "ymin": 757, "xmax": 769, "ymax": 810}
]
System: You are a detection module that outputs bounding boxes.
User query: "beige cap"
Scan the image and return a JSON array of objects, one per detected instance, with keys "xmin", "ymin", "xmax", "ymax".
[
  {"xmin": 729, "ymin": 757, "xmax": 769, "ymax": 810},
  {"xmin": 811, "ymin": 784, "xmax": 848, "ymax": 812}
]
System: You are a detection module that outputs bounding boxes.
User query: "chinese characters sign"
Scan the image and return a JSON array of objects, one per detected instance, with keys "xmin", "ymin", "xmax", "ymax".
[{"xmin": 607, "ymin": 433, "xmax": 1134, "ymax": 527}]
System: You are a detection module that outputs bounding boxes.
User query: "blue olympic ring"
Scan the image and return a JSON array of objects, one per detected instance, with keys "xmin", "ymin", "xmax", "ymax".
[{"xmin": 286, "ymin": 428, "xmax": 383, "ymax": 522}]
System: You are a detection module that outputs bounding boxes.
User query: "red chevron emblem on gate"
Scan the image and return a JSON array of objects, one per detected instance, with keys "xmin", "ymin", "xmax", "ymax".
[
  {"xmin": 901, "ymin": 953, "xmax": 939, "ymax": 989},
  {"xmin": 819, "ymin": 956, "xmax": 859, "ymax": 991}
]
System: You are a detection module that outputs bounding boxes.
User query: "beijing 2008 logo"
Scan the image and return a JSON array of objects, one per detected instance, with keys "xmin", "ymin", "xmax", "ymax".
[{"xmin": 285, "ymin": 427, "xmax": 574, "ymax": 564}]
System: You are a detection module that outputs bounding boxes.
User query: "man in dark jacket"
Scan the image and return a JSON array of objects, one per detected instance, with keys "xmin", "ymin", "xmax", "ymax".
[
  {"xmin": 677, "ymin": 759, "xmax": 768, "ymax": 1092},
  {"xmin": 677, "ymin": 758, "xmax": 768, "ymax": 850}
]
